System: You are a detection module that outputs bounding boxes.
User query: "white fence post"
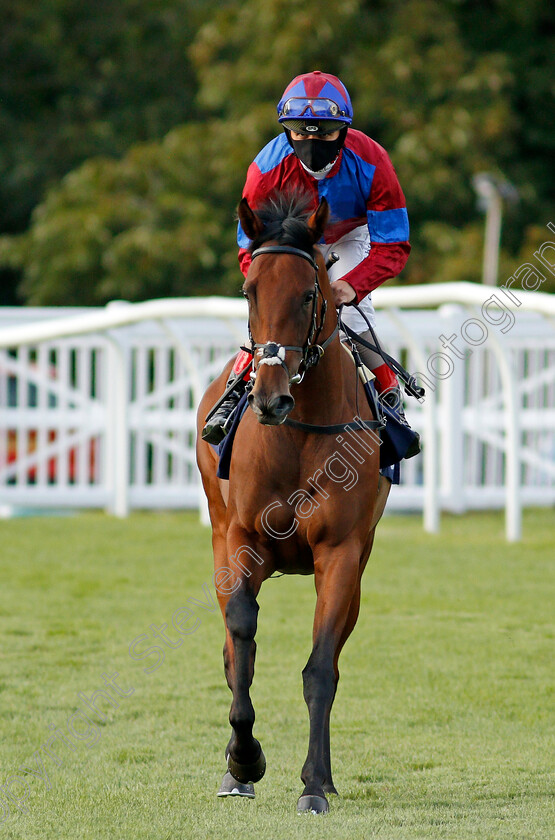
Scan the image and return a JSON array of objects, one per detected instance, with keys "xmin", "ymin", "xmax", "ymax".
[
  {"xmin": 472, "ymin": 309, "xmax": 522, "ymax": 541},
  {"xmin": 105, "ymin": 336, "xmax": 129, "ymax": 517},
  {"xmin": 384, "ymin": 308, "xmax": 440, "ymax": 534},
  {"xmin": 155, "ymin": 317, "xmax": 212, "ymax": 526},
  {"xmin": 439, "ymin": 305, "xmax": 466, "ymax": 513}
]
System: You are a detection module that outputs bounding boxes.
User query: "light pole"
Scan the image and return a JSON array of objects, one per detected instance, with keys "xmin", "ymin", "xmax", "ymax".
[{"xmin": 472, "ymin": 173, "xmax": 518, "ymax": 286}]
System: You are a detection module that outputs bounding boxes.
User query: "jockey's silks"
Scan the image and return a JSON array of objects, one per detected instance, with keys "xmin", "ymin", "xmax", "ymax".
[{"xmin": 238, "ymin": 128, "xmax": 410, "ymax": 303}]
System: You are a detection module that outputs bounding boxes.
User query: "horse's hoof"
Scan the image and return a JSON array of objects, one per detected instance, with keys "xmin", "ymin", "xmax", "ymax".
[
  {"xmin": 227, "ymin": 745, "xmax": 266, "ymax": 784},
  {"xmin": 296, "ymin": 794, "xmax": 329, "ymax": 814},
  {"xmin": 217, "ymin": 771, "xmax": 255, "ymax": 798}
]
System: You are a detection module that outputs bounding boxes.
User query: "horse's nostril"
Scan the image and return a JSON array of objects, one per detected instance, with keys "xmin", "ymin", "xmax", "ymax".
[
  {"xmin": 269, "ymin": 395, "xmax": 295, "ymax": 417},
  {"xmin": 249, "ymin": 392, "xmax": 294, "ymax": 423}
]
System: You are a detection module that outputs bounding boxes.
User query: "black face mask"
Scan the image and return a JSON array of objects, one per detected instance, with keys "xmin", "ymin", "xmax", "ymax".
[{"xmin": 290, "ymin": 136, "xmax": 343, "ymax": 172}]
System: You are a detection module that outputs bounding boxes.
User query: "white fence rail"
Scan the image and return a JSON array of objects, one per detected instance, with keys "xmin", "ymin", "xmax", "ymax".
[{"xmin": 1, "ymin": 284, "xmax": 554, "ymax": 541}]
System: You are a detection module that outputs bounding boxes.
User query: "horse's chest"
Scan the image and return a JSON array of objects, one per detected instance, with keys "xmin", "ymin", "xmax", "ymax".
[
  {"xmin": 230, "ymin": 421, "xmax": 377, "ymax": 551},
  {"xmin": 232, "ymin": 462, "xmax": 371, "ymax": 551}
]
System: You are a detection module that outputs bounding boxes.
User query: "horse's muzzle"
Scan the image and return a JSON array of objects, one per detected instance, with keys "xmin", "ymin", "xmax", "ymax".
[{"xmin": 248, "ymin": 392, "xmax": 295, "ymax": 425}]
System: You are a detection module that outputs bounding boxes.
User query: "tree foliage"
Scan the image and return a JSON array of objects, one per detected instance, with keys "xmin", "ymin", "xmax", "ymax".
[
  {"xmin": 1, "ymin": 0, "xmax": 554, "ymax": 303},
  {"xmin": 0, "ymin": 0, "xmax": 213, "ymax": 232}
]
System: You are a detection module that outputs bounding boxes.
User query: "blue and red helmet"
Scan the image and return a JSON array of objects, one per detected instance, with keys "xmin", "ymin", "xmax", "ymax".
[{"xmin": 277, "ymin": 71, "xmax": 353, "ymax": 134}]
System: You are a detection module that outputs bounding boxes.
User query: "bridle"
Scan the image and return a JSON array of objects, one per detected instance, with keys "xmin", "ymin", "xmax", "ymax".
[{"xmin": 247, "ymin": 245, "xmax": 339, "ymax": 385}]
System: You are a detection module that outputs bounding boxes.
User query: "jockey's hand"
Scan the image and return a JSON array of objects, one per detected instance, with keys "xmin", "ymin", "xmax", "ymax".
[{"xmin": 332, "ymin": 279, "xmax": 356, "ymax": 307}]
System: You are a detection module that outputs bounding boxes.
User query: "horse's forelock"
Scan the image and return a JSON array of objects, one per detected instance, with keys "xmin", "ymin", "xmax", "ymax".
[{"xmin": 250, "ymin": 190, "xmax": 315, "ymax": 253}]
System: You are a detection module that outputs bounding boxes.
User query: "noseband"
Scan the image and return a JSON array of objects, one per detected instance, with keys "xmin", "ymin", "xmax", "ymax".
[{"xmin": 248, "ymin": 245, "xmax": 338, "ymax": 384}]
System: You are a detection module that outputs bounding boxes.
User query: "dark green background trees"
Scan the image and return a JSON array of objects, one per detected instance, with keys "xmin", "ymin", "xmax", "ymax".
[{"xmin": 1, "ymin": 0, "xmax": 553, "ymax": 305}]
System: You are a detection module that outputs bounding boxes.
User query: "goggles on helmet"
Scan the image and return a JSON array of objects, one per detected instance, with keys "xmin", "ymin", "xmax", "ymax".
[{"xmin": 278, "ymin": 96, "xmax": 351, "ymax": 122}]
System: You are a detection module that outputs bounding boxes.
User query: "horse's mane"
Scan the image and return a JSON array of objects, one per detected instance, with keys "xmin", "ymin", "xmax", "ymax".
[{"xmin": 247, "ymin": 190, "xmax": 315, "ymax": 254}]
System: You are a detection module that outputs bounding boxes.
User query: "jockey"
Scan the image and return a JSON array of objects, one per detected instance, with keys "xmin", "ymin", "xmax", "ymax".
[{"xmin": 202, "ymin": 70, "xmax": 419, "ymax": 453}]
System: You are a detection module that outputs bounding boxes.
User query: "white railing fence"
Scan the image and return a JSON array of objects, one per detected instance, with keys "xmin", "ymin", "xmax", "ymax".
[{"xmin": 1, "ymin": 284, "xmax": 554, "ymax": 541}]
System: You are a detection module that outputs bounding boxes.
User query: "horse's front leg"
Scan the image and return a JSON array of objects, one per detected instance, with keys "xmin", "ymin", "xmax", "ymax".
[
  {"xmin": 298, "ymin": 544, "xmax": 361, "ymax": 814},
  {"xmin": 225, "ymin": 584, "xmax": 266, "ymax": 783},
  {"xmin": 217, "ymin": 531, "xmax": 268, "ymax": 788},
  {"xmin": 320, "ymin": 528, "xmax": 377, "ymax": 796}
]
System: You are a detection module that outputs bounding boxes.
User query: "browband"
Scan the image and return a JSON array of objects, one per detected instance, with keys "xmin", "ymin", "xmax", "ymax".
[{"xmin": 251, "ymin": 245, "xmax": 318, "ymax": 271}]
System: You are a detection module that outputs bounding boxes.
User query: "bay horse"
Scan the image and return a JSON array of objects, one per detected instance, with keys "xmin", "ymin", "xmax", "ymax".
[{"xmin": 196, "ymin": 192, "xmax": 391, "ymax": 814}]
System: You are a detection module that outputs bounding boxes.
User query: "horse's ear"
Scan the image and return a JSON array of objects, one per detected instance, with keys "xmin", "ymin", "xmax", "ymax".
[
  {"xmin": 237, "ymin": 198, "xmax": 264, "ymax": 242},
  {"xmin": 307, "ymin": 198, "xmax": 330, "ymax": 244}
]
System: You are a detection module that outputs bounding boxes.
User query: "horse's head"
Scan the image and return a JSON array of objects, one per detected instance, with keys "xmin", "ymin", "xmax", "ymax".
[{"xmin": 238, "ymin": 194, "xmax": 330, "ymax": 426}]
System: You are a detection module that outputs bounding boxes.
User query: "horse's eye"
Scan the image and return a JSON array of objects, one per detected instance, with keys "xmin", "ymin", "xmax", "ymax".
[
  {"xmin": 242, "ymin": 289, "xmax": 249, "ymax": 300},
  {"xmin": 303, "ymin": 292, "xmax": 316, "ymax": 306}
]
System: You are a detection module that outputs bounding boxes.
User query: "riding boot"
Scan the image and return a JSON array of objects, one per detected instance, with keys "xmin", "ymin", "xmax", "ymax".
[
  {"xmin": 380, "ymin": 386, "xmax": 421, "ymax": 458},
  {"xmin": 202, "ymin": 374, "xmax": 247, "ymax": 444},
  {"xmin": 380, "ymin": 385, "xmax": 408, "ymax": 421}
]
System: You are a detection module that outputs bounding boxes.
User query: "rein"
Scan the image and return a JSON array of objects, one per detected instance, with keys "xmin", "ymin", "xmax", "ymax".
[
  {"xmin": 249, "ymin": 245, "xmax": 337, "ymax": 385},
  {"xmin": 339, "ymin": 306, "xmax": 425, "ymax": 400}
]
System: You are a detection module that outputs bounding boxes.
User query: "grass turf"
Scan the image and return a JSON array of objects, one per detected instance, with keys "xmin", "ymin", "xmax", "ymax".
[{"xmin": 0, "ymin": 508, "xmax": 553, "ymax": 839}]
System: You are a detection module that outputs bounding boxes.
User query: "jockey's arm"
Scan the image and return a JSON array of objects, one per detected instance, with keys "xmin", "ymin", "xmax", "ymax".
[
  {"xmin": 338, "ymin": 242, "xmax": 411, "ymax": 304},
  {"xmin": 338, "ymin": 145, "xmax": 410, "ymax": 304},
  {"xmin": 237, "ymin": 159, "xmax": 270, "ymax": 277}
]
